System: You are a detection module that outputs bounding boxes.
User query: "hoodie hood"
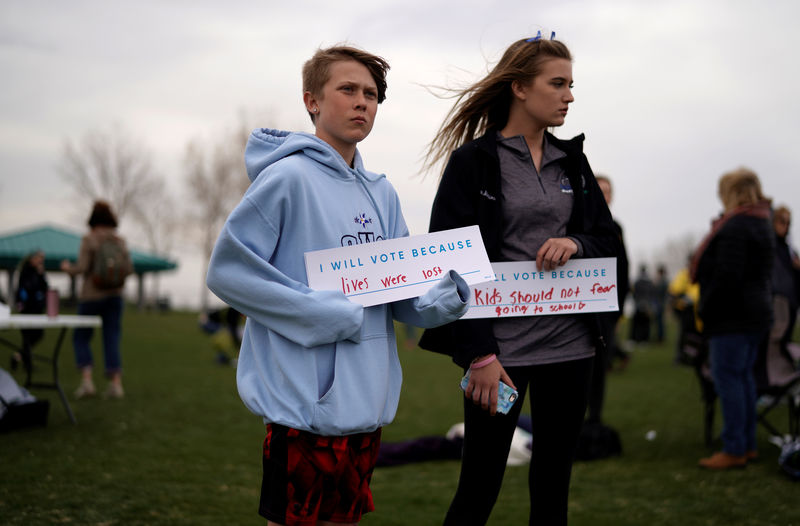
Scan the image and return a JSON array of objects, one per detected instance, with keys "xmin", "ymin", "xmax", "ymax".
[{"xmin": 244, "ymin": 128, "xmax": 385, "ymax": 184}]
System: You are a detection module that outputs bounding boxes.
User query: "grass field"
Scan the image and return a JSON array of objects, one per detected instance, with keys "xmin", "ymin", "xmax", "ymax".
[{"xmin": 1, "ymin": 308, "xmax": 798, "ymax": 525}]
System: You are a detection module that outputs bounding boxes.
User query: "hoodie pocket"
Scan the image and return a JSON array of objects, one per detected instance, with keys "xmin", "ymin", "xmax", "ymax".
[{"xmin": 311, "ymin": 334, "xmax": 400, "ymax": 435}]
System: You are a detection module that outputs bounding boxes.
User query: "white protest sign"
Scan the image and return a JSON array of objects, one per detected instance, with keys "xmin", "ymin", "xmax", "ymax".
[
  {"xmin": 461, "ymin": 258, "xmax": 618, "ymax": 319},
  {"xmin": 304, "ymin": 225, "xmax": 495, "ymax": 307}
]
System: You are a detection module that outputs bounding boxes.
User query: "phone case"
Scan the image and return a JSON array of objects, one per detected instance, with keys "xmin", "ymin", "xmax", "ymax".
[{"xmin": 460, "ymin": 369, "xmax": 519, "ymax": 414}]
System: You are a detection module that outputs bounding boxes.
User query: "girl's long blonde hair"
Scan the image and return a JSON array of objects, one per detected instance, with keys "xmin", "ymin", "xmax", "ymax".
[{"xmin": 422, "ymin": 38, "xmax": 572, "ymax": 176}]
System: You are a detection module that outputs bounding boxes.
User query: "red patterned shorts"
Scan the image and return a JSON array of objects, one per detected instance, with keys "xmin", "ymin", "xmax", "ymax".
[{"xmin": 259, "ymin": 423, "xmax": 382, "ymax": 525}]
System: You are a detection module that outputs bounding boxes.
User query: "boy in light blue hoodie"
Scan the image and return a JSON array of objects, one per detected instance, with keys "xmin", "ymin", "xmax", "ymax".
[{"xmin": 206, "ymin": 45, "xmax": 469, "ymax": 526}]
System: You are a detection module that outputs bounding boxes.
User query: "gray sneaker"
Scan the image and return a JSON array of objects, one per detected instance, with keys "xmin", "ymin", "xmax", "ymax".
[
  {"xmin": 74, "ymin": 381, "xmax": 96, "ymax": 399},
  {"xmin": 104, "ymin": 383, "xmax": 124, "ymax": 399}
]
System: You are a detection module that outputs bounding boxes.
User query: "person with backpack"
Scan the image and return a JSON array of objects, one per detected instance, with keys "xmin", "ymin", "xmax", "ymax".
[{"xmin": 61, "ymin": 200, "xmax": 133, "ymax": 399}]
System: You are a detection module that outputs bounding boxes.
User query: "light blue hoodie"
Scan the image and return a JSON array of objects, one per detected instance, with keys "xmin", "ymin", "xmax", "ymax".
[{"xmin": 206, "ymin": 128, "xmax": 469, "ymax": 436}]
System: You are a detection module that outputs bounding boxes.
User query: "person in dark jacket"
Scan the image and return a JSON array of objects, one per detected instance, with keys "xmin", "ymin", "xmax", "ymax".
[
  {"xmin": 652, "ymin": 264, "xmax": 669, "ymax": 341},
  {"xmin": 13, "ymin": 250, "xmax": 49, "ymax": 367},
  {"xmin": 16, "ymin": 250, "xmax": 48, "ymax": 317},
  {"xmin": 770, "ymin": 205, "xmax": 800, "ymax": 352},
  {"xmin": 691, "ymin": 168, "xmax": 774, "ymax": 470},
  {"xmin": 630, "ymin": 264, "xmax": 655, "ymax": 343},
  {"xmin": 586, "ymin": 175, "xmax": 630, "ymax": 424},
  {"xmin": 419, "ymin": 35, "xmax": 619, "ymax": 526}
]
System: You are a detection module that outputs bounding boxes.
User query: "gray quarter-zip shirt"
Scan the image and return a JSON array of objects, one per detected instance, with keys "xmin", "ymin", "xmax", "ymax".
[{"xmin": 492, "ymin": 132, "xmax": 594, "ymax": 365}]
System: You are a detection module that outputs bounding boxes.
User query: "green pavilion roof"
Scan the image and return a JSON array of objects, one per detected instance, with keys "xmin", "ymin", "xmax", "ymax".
[{"xmin": 0, "ymin": 224, "xmax": 178, "ymax": 274}]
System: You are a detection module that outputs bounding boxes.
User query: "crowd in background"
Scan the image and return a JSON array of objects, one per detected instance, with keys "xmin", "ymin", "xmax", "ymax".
[{"xmin": 3, "ymin": 37, "xmax": 799, "ymax": 526}]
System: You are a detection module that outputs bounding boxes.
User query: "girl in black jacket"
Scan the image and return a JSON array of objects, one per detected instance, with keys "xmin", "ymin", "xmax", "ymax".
[{"xmin": 419, "ymin": 35, "xmax": 619, "ymax": 526}]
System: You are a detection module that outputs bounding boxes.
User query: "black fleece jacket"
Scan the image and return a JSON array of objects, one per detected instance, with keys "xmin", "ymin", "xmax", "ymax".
[
  {"xmin": 696, "ymin": 214, "xmax": 774, "ymax": 335},
  {"xmin": 418, "ymin": 130, "xmax": 620, "ymax": 368}
]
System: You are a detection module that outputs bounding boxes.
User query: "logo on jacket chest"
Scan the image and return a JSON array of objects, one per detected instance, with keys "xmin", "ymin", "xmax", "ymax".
[
  {"xmin": 559, "ymin": 174, "xmax": 588, "ymax": 195},
  {"xmin": 559, "ymin": 176, "xmax": 573, "ymax": 194},
  {"xmin": 341, "ymin": 212, "xmax": 384, "ymax": 246}
]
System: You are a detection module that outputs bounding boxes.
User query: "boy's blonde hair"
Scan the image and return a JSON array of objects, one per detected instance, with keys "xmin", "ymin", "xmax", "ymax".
[{"xmin": 302, "ymin": 45, "xmax": 390, "ymax": 124}]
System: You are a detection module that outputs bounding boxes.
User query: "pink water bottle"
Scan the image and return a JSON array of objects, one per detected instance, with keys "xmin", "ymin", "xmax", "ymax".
[{"xmin": 46, "ymin": 289, "xmax": 59, "ymax": 318}]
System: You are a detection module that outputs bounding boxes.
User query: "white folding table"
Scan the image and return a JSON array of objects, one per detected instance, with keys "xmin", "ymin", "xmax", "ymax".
[{"xmin": 0, "ymin": 314, "xmax": 102, "ymax": 424}]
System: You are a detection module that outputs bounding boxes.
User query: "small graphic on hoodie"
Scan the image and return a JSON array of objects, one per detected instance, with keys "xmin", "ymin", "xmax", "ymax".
[
  {"xmin": 341, "ymin": 212, "xmax": 383, "ymax": 246},
  {"xmin": 354, "ymin": 213, "xmax": 373, "ymax": 229}
]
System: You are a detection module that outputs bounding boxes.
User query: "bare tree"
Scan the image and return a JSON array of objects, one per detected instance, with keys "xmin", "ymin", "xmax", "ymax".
[
  {"xmin": 131, "ymin": 190, "xmax": 179, "ymax": 256},
  {"xmin": 184, "ymin": 122, "xmax": 251, "ymax": 311},
  {"xmin": 59, "ymin": 125, "xmax": 161, "ymax": 223},
  {"xmin": 60, "ymin": 125, "xmax": 177, "ymax": 308},
  {"xmin": 130, "ymin": 189, "xmax": 180, "ymax": 305},
  {"xmin": 651, "ymin": 231, "xmax": 701, "ymax": 278}
]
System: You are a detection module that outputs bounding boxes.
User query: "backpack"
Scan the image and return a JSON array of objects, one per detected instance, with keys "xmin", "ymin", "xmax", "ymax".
[
  {"xmin": 779, "ymin": 439, "xmax": 800, "ymax": 481},
  {"xmin": 575, "ymin": 422, "xmax": 623, "ymax": 460},
  {"xmin": 0, "ymin": 368, "xmax": 49, "ymax": 432},
  {"xmin": 91, "ymin": 236, "xmax": 131, "ymax": 289}
]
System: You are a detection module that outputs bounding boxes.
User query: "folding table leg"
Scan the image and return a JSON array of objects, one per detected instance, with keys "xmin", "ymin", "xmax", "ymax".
[{"xmin": 50, "ymin": 328, "xmax": 77, "ymax": 424}]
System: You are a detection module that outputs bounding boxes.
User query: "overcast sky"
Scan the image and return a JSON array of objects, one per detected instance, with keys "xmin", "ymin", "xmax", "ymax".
[{"xmin": 2, "ymin": 0, "xmax": 798, "ymax": 308}]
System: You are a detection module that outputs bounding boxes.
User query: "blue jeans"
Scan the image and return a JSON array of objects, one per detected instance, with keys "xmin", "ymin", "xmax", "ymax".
[
  {"xmin": 709, "ymin": 332, "xmax": 763, "ymax": 455},
  {"xmin": 73, "ymin": 296, "xmax": 124, "ymax": 375}
]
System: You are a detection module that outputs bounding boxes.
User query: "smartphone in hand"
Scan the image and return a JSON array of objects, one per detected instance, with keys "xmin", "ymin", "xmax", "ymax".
[{"xmin": 460, "ymin": 369, "xmax": 519, "ymax": 414}]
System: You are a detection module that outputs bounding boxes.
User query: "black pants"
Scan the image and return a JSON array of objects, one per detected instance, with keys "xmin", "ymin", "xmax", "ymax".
[
  {"xmin": 586, "ymin": 343, "xmax": 607, "ymax": 424},
  {"xmin": 444, "ymin": 357, "xmax": 594, "ymax": 526},
  {"xmin": 587, "ymin": 315, "xmax": 617, "ymax": 423}
]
